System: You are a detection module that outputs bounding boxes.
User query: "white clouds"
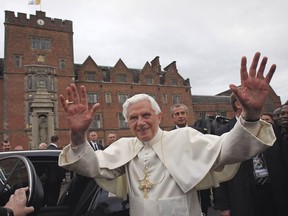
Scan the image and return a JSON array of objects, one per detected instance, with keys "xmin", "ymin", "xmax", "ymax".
[{"xmin": 0, "ymin": 0, "xmax": 287, "ymax": 101}]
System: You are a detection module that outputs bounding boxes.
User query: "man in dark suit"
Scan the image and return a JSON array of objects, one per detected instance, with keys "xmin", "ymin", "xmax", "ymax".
[
  {"xmin": 88, "ymin": 130, "xmax": 103, "ymax": 151},
  {"xmin": 170, "ymin": 103, "xmax": 211, "ymax": 216},
  {"xmin": 214, "ymin": 94, "xmax": 288, "ymax": 216},
  {"xmin": 44, "ymin": 135, "xmax": 66, "ymax": 206},
  {"xmin": 47, "ymin": 135, "xmax": 60, "ymax": 150}
]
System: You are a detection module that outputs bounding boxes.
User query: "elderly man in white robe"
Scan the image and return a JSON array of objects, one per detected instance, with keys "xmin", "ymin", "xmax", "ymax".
[{"xmin": 59, "ymin": 52, "xmax": 276, "ymax": 216}]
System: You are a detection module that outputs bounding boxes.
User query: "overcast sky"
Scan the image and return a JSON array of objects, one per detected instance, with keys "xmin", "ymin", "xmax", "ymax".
[{"xmin": 1, "ymin": 0, "xmax": 287, "ymax": 102}]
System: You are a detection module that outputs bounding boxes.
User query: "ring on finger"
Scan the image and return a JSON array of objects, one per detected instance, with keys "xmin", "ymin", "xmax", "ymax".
[{"xmin": 65, "ymin": 100, "xmax": 74, "ymax": 105}]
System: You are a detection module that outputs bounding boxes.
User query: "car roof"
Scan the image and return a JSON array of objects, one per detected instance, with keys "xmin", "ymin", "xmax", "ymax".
[{"xmin": 0, "ymin": 150, "xmax": 61, "ymax": 159}]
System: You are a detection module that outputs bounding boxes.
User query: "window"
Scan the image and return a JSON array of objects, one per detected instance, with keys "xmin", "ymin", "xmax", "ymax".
[
  {"xmin": 172, "ymin": 79, "xmax": 178, "ymax": 86},
  {"xmin": 118, "ymin": 93, "xmax": 128, "ymax": 104},
  {"xmin": 97, "ymin": 139, "xmax": 104, "ymax": 147},
  {"xmin": 14, "ymin": 55, "xmax": 22, "ymax": 68},
  {"xmin": 172, "ymin": 95, "xmax": 181, "ymax": 104},
  {"xmin": 87, "ymin": 93, "xmax": 98, "ymax": 103},
  {"xmin": 27, "ymin": 76, "xmax": 33, "ymax": 90},
  {"xmin": 59, "ymin": 59, "xmax": 66, "ymax": 70},
  {"xmin": 90, "ymin": 113, "xmax": 103, "ymax": 129},
  {"xmin": 219, "ymin": 111, "xmax": 227, "ymax": 117},
  {"xmin": 102, "ymin": 71, "xmax": 110, "ymax": 82},
  {"xmin": 31, "ymin": 37, "xmax": 51, "ymax": 50},
  {"xmin": 105, "ymin": 93, "xmax": 112, "ymax": 104},
  {"xmin": 162, "ymin": 94, "xmax": 168, "ymax": 104},
  {"xmin": 86, "ymin": 71, "xmax": 96, "ymax": 81},
  {"xmin": 118, "ymin": 113, "xmax": 128, "ymax": 128},
  {"xmin": 117, "ymin": 74, "xmax": 127, "ymax": 83},
  {"xmin": 145, "ymin": 76, "xmax": 154, "ymax": 85},
  {"xmin": 199, "ymin": 112, "xmax": 206, "ymax": 117}
]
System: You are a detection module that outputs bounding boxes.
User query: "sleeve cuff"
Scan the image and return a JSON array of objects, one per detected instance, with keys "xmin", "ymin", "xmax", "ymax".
[{"xmin": 239, "ymin": 115, "xmax": 261, "ymax": 136}]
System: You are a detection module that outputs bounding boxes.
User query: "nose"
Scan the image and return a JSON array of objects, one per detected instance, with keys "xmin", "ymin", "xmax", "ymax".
[{"xmin": 136, "ymin": 116, "xmax": 146, "ymax": 125}]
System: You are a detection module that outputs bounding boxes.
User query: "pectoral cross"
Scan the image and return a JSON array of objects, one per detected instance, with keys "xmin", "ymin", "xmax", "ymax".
[{"xmin": 138, "ymin": 167, "xmax": 152, "ymax": 198}]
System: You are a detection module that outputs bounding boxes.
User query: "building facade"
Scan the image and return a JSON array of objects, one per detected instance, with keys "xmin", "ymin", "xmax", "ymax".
[
  {"xmin": 0, "ymin": 10, "xmax": 281, "ymax": 150},
  {"xmin": 0, "ymin": 11, "xmax": 193, "ymax": 149}
]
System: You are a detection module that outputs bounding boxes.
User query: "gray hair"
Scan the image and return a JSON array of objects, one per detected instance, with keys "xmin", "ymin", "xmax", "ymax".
[
  {"xmin": 122, "ymin": 94, "xmax": 161, "ymax": 122},
  {"xmin": 170, "ymin": 104, "xmax": 189, "ymax": 116}
]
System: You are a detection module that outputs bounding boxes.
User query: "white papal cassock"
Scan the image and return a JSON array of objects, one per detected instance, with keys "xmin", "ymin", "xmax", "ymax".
[{"xmin": 59, "ymin": 118, "xmax": 275, "ymax": 216}]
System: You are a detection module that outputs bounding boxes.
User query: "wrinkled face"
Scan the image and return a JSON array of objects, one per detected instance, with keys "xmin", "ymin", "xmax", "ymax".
[
  {"xmin": 89, "ymin": 132, "xmax": 98, "ymax": 142},
  {"xmin": 261, "ymin": 114, "xmax": 274, "ymax": 124},
  {"xmin": 107, "ymin": 134, "xmax": 117, "ymax": 145},
  {"xmin": 127, "ymin": 100, "xmax": 162, "ymax": 142},
  {"xmin": 2, "ymin": 142, "xmax": 10, "ymax": 151},
  {"xmin": 172, "ymin": 106, "xmax": 188, "ymax": 127},
  {"xmin": 280, "ymin": 105, "xmax": 288, "ymax": 128}
]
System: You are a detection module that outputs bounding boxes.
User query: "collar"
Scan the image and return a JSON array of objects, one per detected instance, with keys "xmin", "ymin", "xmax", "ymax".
[
  {"xmin": 176, "ymin": 124, "xmax": 188, "ymax": 129},
  {"xmin": 141, "ymin": 128, "xmax": 162, "ymax": 147},
  {"xmin": 50, "ymin": 143, "xmax": 57, "ymax": 147}
]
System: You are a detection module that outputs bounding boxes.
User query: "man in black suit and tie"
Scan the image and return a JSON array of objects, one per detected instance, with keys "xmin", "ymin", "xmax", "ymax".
[
  {"xmin": 44, "ymin": 135, "xmax": 66, "ymax": 206},
  {"xmin": 170, "ymin": 103, "xmax": 211, "ymax": 216},
  {"xmin": 88, "ymin": 130, "xmax": 103, "ymax": 151}
]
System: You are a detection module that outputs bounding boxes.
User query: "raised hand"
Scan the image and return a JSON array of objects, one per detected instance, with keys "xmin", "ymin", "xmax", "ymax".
[
  {"xmin": 229, "ymin": 52, "xmax": 276, "ymax": 121},
  {"xmin": 59, "ymin": 84, "xmax": 99, "ymax": 144}
]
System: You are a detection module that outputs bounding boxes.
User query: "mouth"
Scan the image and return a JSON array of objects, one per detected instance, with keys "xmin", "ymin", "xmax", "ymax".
[
  {"xmin": 281, "ymin": 118, "xmax": 288, "ymax": 125},
  {"xmin": 137, "ymin": 127, "xmax": 149, "ymax": 132}
]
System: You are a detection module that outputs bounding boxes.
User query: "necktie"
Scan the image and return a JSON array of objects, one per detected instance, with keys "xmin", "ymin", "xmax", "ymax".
[{"xmin": 94, "ymin": 143, "xmax": 98, "ymax": 150}]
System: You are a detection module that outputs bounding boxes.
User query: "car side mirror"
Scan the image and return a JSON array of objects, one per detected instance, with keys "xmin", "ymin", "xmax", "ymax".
[{"xmin": 0, "ymin": 155, "xmax": 44, "ymax": 214}]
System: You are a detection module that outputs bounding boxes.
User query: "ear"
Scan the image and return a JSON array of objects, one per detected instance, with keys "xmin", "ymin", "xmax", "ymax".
[
  {"xmin": 157, "ymin": 112, "xmax": 162, "ymax": 123},
  {"xmin": 235, "ymin": 101, "xmax": 242, "ymax": 109}
]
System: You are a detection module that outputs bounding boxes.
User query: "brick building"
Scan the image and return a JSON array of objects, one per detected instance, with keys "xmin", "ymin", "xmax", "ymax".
[
  {"xmin": 192, "ymin": 85, "xmax": 282, "ymax": 122},
  {"xmin": 0, "ymin": 11, "xmax": 193, "ymax": 149},
  {"xmin": 0, "ymin": 10, "xmax": 281, "ymax": 150}
]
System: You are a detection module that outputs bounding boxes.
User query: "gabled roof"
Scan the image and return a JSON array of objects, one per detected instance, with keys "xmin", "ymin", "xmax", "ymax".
[{"xmin": 192, "ymin": 95, "xmax": 230, "ymax": 104}]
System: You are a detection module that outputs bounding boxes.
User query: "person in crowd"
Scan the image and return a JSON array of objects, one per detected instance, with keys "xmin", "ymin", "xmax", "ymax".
[
  {"xmin": 170, "ymin": 103, "xmax": 211, "ymax": 216},
  {"xmin": 39, "ymin": 143, "xmax": 48, "ymax": 150},
  {"xmin": 105, "ymin": 132, "xmax": 118, "ymax": 148},
  {"xmin": 260, "ymin": 112, "xmax": 274, "ymax": 124},
  {"xmin": 47, "ymin": 135, "xmax": 60, "ymax": 150},
  {"xmin": 88, "ymin": 130, "xmax": 103, "ymax": 150},
  {"xmin": 0, "ymin": 187, "xmax": 34, "ymax": 216},
  {"xmin": 214, "ymin": 94, "xmax": 288, "ymax": 216},
  {"xmin": 58, "ymin": 52, "xmax": 276, "ymax": 216},
  {"xmin": 273, "ymin": 107, "xmax": 281, "ymax": 126},
  {"xmin": 1, "ymin": 140, "xmax": 10, "ymax": 151},
  {"xmin": 280, "ymin": 102, "xmax": 288, "ymax": 129},
  {"xmin": 278, "ymin": 102, "xmax": 288, "ymax": 174},
  {"xmin": 13, "ymin": 145, "xmax": 24, "ymax": 151},
  {"xmin": 44, "ymin": 135, "xmax": 66, "ymax": 206}
]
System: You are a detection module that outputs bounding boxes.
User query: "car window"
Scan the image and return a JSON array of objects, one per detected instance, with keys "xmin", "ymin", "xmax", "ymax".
[{"xmin": 30, "ymin": 159, "xmax": 71, "ymax": 205}]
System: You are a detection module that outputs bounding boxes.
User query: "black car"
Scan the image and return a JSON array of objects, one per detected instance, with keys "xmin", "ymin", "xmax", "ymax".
[{"xmin": 0, "ymin": 150, "xmax": 129, "ymax": 216}]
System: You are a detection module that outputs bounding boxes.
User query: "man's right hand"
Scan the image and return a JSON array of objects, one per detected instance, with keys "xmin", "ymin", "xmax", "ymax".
[{"xmin": 59, "ymin": 84, "xmax": 100, "ymax": 145}]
